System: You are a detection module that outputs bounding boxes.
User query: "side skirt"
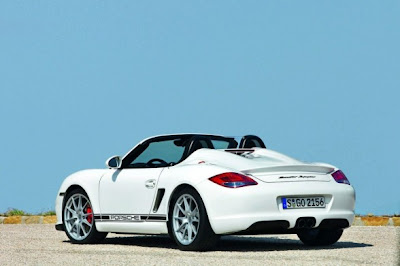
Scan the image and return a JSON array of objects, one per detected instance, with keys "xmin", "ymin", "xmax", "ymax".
[{"xmin": 95, "ymin": 221, "xmax": 168, "ymax": 234}]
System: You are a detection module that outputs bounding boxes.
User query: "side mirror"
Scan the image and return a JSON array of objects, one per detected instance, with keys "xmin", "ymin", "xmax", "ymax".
[{"xmin": 106, "ymin": 155, "xmax": 121, "ymax": 169}]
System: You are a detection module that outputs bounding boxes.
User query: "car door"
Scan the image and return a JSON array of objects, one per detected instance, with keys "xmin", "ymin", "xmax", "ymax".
[
  {"xmin": 98, "ymin": 136, "xmax": 187, "ymax": 220},
  {"xmin": 98, "ymin": 167, "xmax": 163, "ymax": 217}
]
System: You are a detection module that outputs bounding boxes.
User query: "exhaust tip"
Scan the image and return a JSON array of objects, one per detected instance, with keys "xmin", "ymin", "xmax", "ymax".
[
  {"xmin": 306, "ymin": 218, "xmax": 316, "ymax": 228},
  {"xmin": 297, "ymin": 218, "xmax": 306, "ymax": 228},
  {"xmin": 296, "ymin": 217, "xmax": 316, "ymax": 229}
]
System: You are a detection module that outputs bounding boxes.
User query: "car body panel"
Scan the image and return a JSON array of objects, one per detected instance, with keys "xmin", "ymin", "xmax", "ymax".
[
  {"xmin": 56, "ymin": 169, "xmax": 106, "ymax": 224},
  {"xmin": 98, "ymin": 168, "xmax": 164, "ymax": 215}
]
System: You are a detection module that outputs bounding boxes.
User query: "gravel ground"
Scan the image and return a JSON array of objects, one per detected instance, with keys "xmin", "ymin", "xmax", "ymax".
[{"xmin": 0, "ymin": 225, "xmax": 398, "ymax": 265}]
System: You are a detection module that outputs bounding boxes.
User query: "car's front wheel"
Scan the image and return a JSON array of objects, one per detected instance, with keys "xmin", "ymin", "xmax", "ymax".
[
  {"xmin": 297, "ymin": 228, "xmax": 343, "ymax": 246},
  {"xmin": 63, "ymin": 188, "xmax": 107, "ymax": 244},
  {"xmin": 168, "ymin": 187, "xmax": 218, "ymax": 251}
]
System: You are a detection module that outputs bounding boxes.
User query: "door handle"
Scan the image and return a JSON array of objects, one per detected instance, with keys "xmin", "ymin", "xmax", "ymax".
[{"xmin": 145, "ymin": 179, "xmax": 156, "ymax": 189}]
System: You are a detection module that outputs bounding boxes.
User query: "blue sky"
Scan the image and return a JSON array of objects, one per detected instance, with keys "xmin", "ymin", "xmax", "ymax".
[{"xmin": 0, "ymin": 1, "xmax": 399, "ymax": 215}]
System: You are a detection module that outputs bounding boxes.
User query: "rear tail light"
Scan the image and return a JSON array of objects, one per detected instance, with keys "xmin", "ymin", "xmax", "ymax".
[
  {"xmin": 331, "ymin": 170, "xmax": 350, "ymax": 185},
  {"xmin": 209, "ymin": 172, "xmax": 258, "ymax": 188}
]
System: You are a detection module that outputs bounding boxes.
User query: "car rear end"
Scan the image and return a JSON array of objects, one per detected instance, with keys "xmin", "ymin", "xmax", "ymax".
[{"xmin": 197, "ymin": 167, "xmax": 355, "ymax": 235}]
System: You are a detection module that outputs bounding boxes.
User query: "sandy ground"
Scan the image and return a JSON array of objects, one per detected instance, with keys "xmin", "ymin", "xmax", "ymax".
[{"xmin": 0, "ymin": 225, "xmax": 398, "ymax": 265}]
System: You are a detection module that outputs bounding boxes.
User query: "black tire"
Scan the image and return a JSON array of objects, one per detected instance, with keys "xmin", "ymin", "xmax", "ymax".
[
  {"xmin": 297, "ymin": 228, "xmax": 343, "ymax": 246},
  {"xmin": 168, "ymin": 187, "xmax": 219, "ymax": 251},
  {"xmin": 63, "ymin": 188, "xmax": 107, "ymax": 244}
]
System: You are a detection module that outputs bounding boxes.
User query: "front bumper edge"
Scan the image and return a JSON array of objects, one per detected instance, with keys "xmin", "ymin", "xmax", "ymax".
[{"xmin": 55, "ymin": 224, "xmax": 64, "ymax": 231}]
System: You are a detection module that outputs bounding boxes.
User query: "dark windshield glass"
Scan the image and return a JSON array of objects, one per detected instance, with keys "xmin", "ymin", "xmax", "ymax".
[{"xmin": 128, "ymin": 139, "xmax": 186, "ymax": 168}]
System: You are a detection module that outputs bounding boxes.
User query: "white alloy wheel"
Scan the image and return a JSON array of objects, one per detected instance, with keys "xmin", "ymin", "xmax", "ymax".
[
  {"xmin": 64, "ymin": 193, "xmax": 94, "ymax": 241},
  {"xmin": 172, "ymin": 194, "xmax": 200, "ymax": 245}
]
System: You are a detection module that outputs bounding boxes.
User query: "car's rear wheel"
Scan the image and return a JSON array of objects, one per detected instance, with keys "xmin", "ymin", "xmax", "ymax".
[
  {"xmin": 63, "ymin": 188, "xmax": 107, "ymax": 244},
  {"xmin": 297, "ymin": 228, "xmax": 343, "ymax": 246},
  {"xmin": 168, "ymin": 187, "xmax": 218, "ymax": 251}
]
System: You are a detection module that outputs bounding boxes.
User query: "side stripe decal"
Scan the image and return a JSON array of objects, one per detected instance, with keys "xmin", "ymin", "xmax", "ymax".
[{"xmin": 94, "ymin": 214, "xmax": 167, "ymax": 222}]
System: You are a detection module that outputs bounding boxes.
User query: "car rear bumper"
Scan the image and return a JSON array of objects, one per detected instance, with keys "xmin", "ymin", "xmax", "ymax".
[
  {"xmin": 196, "ymin": 179, "xmax": 355, "ymax": 234},
  {"xmin": 236, "ymin": 218, "xmax": 350, "ymax": 235},
  {"xmin": 212, "ymin": 211, "xmax": 354, "ymax": 235}
]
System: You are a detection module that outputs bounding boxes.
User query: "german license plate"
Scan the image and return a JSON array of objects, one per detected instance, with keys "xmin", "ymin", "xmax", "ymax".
[{"xmin": 282, "ymin": 197, "xmax": 325, "ymax": 209}]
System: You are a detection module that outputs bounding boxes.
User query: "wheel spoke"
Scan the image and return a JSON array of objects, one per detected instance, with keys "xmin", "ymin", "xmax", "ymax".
[
  {"xmin": 176, "ymin": 221, "xmax": 187, "ymax": 232},
  {"xmin": 77, "ymin": 223, "xmax": 82, "ymax": 236},
  {"xmin": 183, "ymin": 197, "xmax": 190, "ymax": 212},
  {"xmin": 82, "ymin": 200, "xmax": 88, "ymax": 210},
  {"xmin": 177, "ymin": 204, "xmax": 185, "ymax": 214},
  {"xmin": 82, "ymin": 219, "xmax": 92, "ymax": 227},
  {"xmin": 191, "ymin": 223, "xmax": 198, "ymax": 235},
  {"xmin": 80, "ymin": 224, "xmax": 87, "ymax": 236},
  {"xmin": 67, "ymin": 220, "xmax": 74, "ymax": 228},
  {"xmin": 183, "ymin": 224, "xmax": 188, "ymax": 239},
  {"xmin": 70, "ymin": 221, "xmax": 77, "ymax": 232},
  {"xmin": 66, "ymin": 206, "xmax": 76, "ymax": 215},
  {"xmin": 193, "ymin": 207, "xmax": 199, "ymax": 217},
  {"xmin": 65, "ymin": 217, "xmax": 77, "ymax": 222},
  {"xmin": 78, "ymin": 195, "xmax": 82, "ymax": 209},
  {"xmin": 187, "ymin": 197, "xmax": 192, "ymax": 210},
  {"xmin": 72, "ymin": 198, "xmax": 78, "ymax": 210},
  {"xmin": 187, "ymin": 223, "xmax": 193, "ymax": 241},
  {"xmin": 173, "ymin": 216, "xmax": 184, "ymax": 221}
]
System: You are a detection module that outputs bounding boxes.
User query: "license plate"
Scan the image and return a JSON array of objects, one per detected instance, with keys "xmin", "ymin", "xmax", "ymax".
[{"xmin": 282, "ymin": 197, "xmax": 325, "ymax": 209}]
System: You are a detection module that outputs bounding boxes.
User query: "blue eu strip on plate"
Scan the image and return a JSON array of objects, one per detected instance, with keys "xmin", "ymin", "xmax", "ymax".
[{"xmin": 282, "ymin": 197, "xmax": 287, "ymax": 209}]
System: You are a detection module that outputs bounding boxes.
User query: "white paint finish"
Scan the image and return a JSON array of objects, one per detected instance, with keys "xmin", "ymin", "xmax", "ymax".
[
  {"xmin": 55, "ymin": 169, "xmax": 106, "ymax": 225},
  {"xmin": 180, "ymin": 148, "xmax": 302, "ymax": 170},
  {"xmin": 95, "ymin": 221, "xmax": 168, "ymax": 234},
  {"xmin": 98, "ymin": 168, "xmax": 164, "ymax": 215},
  {"xmin": 55, "ymin": 194, "xmax": 63, "ymax": 225},
  {"xmin": 154, "ymin": 163, "xmax": 229, "ymax": 216},
  {"xmin": 252, "ymin": 173, "xmax": 332, "ymax": 183}
]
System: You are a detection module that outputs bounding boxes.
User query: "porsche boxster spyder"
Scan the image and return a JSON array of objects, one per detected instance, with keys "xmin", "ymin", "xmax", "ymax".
[{"xmin": 55, "ymin": 134, "xmax": 355, "ymax": 250}]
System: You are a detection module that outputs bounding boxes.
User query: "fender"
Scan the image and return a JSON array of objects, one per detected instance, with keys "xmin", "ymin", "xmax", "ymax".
[{"xmin": 57, "ymin": 169, "xmax": 107, "ymax": 220}]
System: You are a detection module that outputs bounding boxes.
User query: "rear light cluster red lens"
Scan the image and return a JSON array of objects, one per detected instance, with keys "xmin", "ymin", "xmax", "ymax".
[
  {"xmin": 331, "ymin": 170, "xmax": 350, "ymax": 185},
  {"xmin": 209, "ymin": 172, "xmax": 258, "ymax": 188}
]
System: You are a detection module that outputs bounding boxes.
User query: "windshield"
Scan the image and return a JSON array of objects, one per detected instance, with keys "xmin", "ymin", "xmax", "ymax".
[{"xmin": 127, "ymin": 137, "xmax": 188, "ymax": 168}]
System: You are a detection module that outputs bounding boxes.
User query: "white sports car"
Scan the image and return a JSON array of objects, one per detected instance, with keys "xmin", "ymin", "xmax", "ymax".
[{"xmin": 55, "ymin": 134, "xmax": 355, "ymax": 251}]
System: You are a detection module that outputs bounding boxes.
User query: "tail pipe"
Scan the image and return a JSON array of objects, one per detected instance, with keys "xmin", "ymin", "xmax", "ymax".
[{"xmin": 296, "ymin": 217, "xmax": 316, "ymax": 229}]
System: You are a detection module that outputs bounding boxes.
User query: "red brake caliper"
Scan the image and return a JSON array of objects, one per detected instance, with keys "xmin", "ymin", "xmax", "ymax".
[{"xmin": 86, "ymin": 207, "xmax": 93, "ymax": 223}]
